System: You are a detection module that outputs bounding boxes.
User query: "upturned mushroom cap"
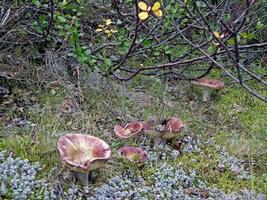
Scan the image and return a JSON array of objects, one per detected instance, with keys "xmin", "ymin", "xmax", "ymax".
[
  {"xmin": 57, "ymin": 134, "xmax": 111, "ymax": 173},
  {"xmin": 191, "ymin": 78, "xmax": 224, "ymax": 89},
  {"xmin": 114, "ymin": 122, "xmax": 143, "ymax": 139},
  {"xmin": 118, "ymin": 146, "xmax": 147, "ymax": 163},
  {"xmin": 144, "ymin": 117, "xmax": 184, "ymax": 139}
]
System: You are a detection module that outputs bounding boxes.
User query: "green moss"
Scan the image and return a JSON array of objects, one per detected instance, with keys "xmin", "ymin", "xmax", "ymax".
[
  {"xmin": 216, "ymin": 85, "xmax": 267, "ymax": 135},
  {"xmin": 177, "ymin": 146, "xmax": 218, "ymax": 183},
  {"xmin": 215, "ymin": 171, "xmax": 249, "ymax": 192},
  {"xmin": 141, "ymin": 165, "xmax": 157, "ymax": 186},
  {"xmin": 176, "ymin": 143, "xmax": 266, "ymax": 194},
  {"xmin": 215, "ymin": 172, "xmax": 267, "ymax": 194}
]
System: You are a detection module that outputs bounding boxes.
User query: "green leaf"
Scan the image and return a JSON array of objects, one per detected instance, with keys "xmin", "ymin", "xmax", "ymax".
[
  {"xmin": 240, "ymin": 32, "xmax": 255, "ymax": 40},
  {"xmin": 38, "ymin": 15, "xmax": 46, "ymax": 24},
  {"xmin": 256, "ymin": 21, "xmax": 264, "ymax": 30},
  {"xmin": 143, "ymin": 40, "xmax": 151, "ymax": 47},
  {"xmin": 56, "ymin": 24, "xmax": 64, "ymax": 29},
  {"xmin": 32, "ymin": 0, "xmax": 41, "ymax": 6},
  {"xmin": 227, "ymin": 38, "xmax": 235, "ymax": 45},
  {"xmin": 208, "ymin": 46, "xmax": 216, "ymax": 53},
  {"xmin": 57, "ymin": 15, "xmax": 67, "ymax": 23},
  {"xmin": 153, "ymin": 51, "xmax": 160, "ymax": 56},
  {"xmin": 171, "ymin": 7, "xmax": 178, "ymax": 14},
  {"xmin": 70, "ymin": 27, "xmax": 78, "ymax": 42},
  {"xmin": 166, "ymin": 5, "xmax": 171, "ymax": 11},
  {"xmin": 164, "ymin": 21, "xmax": 170, "ymax": 28},
  {"xmin": 165, "ymin": 50, "xmax": 172, "ymax": 54},
  {"xmin": 105, "ymin": 59, "xmax": 112, "ymax": 66}
]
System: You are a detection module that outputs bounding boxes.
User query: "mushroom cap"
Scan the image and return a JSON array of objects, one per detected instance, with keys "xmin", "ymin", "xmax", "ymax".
[
  {"xmin": 165, "ymin": 117, "xmax": 184, "ymax": 133},
  {"xmin": 191, "ymin": 78, "xmax": 224, "ymax": 89},
  {"xmin": 117, "ymin": 146, "xmax": 147, "ymax": 163},
  {"xmin": 144, "ymin": 117, "xmax": 184, "ymax": 139},
  {"xmin": 114, "ymin": 122, "xmax": 143, "ymax": 139},
  {"xmin": 57, "ymin": 134, "xmax": 111, "ymax": 172}
]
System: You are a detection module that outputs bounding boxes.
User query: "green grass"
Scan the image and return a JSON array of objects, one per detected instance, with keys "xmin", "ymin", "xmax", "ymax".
[{"xmin": 0, "ymin": 134, "xmax": 59, "ymax": 176}]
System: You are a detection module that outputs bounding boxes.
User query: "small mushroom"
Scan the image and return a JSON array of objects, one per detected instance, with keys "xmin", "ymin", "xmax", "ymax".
[
  {"xmin": 57, "ymin": 133, "xmax": 111, "ymax": 185},
  {"xmin": 191, "ymin": 78, "xmax": 224, "ymax": 102},
  {"xmin": 143, "ymin": 117, "xmax": 184, "ymax": 147},
  {"xmin": 117, "ymin": 146, "xmax": 147, "ymax": 163},
  {"xmin": 114, "ymin": 122, "xmax": 143, "ymax": 139}
]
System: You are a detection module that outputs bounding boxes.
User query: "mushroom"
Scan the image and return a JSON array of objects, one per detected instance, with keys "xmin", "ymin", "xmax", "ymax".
[
  {"xmin": 191, "ymin": 78, "xmax": 224, "ymax": 102},
  {"xmin": 143, "ymin": 117, "xmax": 184, "ymax": 147},
  {"xmin": 57, "ymin": 133, "xmax": 111, "ymax": 185},
  {"xmin": 114, "ymin": 122, "xmax": 143, "ymax": 139},
  {"xmin": 117, "ymin": 146, "xmax": 147, "ymax": 163}
]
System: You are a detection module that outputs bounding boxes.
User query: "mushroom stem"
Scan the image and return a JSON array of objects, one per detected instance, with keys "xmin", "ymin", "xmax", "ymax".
[
  {"xmin": 202, "ymin": 88, "xmax": 210, "ymax": 102},
  {"xmin": 153, "ymin": 137, "xmax": 167, "ymax": 147},
  {"xmin": 76, "ymin": 171, "xmax": 90, "ymax": 185}
]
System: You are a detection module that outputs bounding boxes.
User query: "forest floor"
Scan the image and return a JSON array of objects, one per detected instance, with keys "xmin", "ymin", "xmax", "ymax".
[{"xmin": 0, "ymin": 72, "xmax": 266, "ymax": 199}]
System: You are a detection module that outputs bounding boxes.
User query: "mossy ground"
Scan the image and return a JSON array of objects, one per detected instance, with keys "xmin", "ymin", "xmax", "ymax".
[{"xmin": 0, "ymin": 72, "xmax": 266, "ymax": 195}]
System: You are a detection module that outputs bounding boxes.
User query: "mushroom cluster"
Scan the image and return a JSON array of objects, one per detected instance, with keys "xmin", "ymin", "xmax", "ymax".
[
  {"xmin": 57, "ymin": 117, "xmax": 185, "ymax": 185},
  {"xmin": 113, "ymin": 117, "xmax": 185, "ymax": 164}
]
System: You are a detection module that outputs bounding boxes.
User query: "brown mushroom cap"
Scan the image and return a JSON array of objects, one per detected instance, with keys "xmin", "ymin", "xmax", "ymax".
[
  {"xmin": 191, "ymin": 78, "xmax": 224, "ymax": 89},
  {"xmin": 144, "ymin": 117, "xmax": 184, "ymax": 139},
  {"xmin": 118, "ymin": 146, "xmax": 147, "ymax": 163},
  {"xmin": 114, "ymin": 122, "xmax": 143, "ymax": 139},
  {"xmin": 57, "ymin": 134, "xmax": 111, "ymax": 172}
]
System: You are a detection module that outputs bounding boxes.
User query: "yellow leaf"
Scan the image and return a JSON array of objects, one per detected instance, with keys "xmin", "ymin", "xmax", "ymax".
[
  {"xmin": 138, "ymin": 12, "xmax": 149, "ymax": 20},
  {"xmin": 213, "ymin": 31, "xmax": 220, "ymax": 39},
  {"xmin": 153, "ymin": 9, "xmax": 162, "ymax": 17},
  {"xmin": 105, "ymin": 19, "xmax": 112, "ymax": 26},
  {"xmin": 138, "ymin": 1, "xmax": 148, "ymax": 11},
  {"xmin": 104, "ymin": 30, "xmax": 111, "ymax": 34},
  {"xmin": 110, "ymin": 29, "xmax": 118, "ymax": 33},
  {"xmin": 98, "ymin": 24, "xmax": 105, "ymax": 28},
  {"xmin": 151, "ymin": 2, "xmax": 161, "ymax": 12},
  {"xmin": 96, "ymin": 28, "xmax": 103, "ymax": 32},
  {"xmin": 104, "ymin": 30, "xmax": 113, "ymax": 37}
]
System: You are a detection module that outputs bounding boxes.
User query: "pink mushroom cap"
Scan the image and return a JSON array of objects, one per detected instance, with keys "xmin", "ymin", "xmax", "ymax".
[
  {"xmin": 114, "ymin": 122, "xmax": 143, "ymax": 139},
  {"xmin": 57, "ymin": 133, "xmax": 111, "ymax": 172},
  {"xmin": 117, "ymin": 146, "xmax": 147, "ymax": 163},
  {"xmin": 191, "ymin": 78, "xmax": 224, "ymax": 89},
  {"xmin": 144, "ymin": 117, "xmax": 184, "ymax": 139},
  {"xmin": 165, "ymin": 117, "xmax": 184, "ymax": 133}
]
